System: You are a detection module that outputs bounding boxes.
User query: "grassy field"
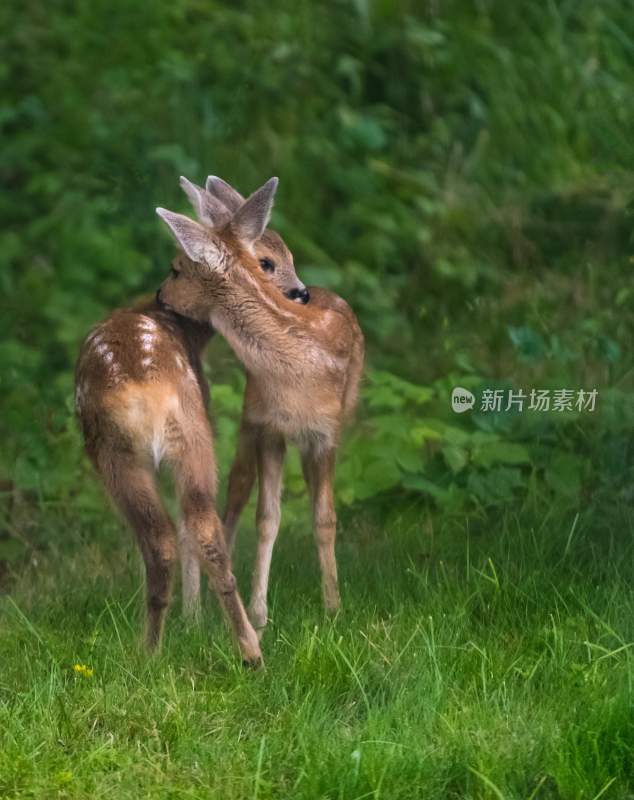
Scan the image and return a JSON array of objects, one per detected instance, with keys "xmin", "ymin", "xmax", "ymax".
[{"xmin": 1, "ymin": 499, "xmax": 633, "ymax": 799}]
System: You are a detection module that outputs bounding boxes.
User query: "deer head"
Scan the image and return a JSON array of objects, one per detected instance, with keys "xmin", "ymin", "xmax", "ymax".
[
  {"xmin": 159, "ymin": 176, "xmax": 309, "ymax": 314},
  {"xmin": 156, "ymin": 177, "xmax": 297, "ymax": 322}
]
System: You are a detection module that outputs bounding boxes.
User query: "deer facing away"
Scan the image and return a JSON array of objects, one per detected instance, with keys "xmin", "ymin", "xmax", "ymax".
[
  {"xmin": 156, "ymin": 177, "xmax": 364, "ymax": 637},
  {"xmin": 75, "ymin": 176, "xmax": 308, "ymax": 662}
]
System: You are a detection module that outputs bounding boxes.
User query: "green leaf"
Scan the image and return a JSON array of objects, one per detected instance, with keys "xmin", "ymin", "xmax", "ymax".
[
  {"xmin": 545, "ymin": 453, "xmax": 582, "ymax": 497},
  {"xmin": 411, "ymin": 424, "xmax": 443, "ymax": 445},
  {"xmin": 468, "ymin": 467, "xmax": 525, "ymax": 505},
  {"xmin": 401, "ymin": 475, "xmax": 450, "ymax": 502},
  {"xmin": 442, "ymin": 445, "xmax": 469, "ymax": 473},
  {"xmin": 472, "ymin": 442, "xmax": 531, "ymax": 468},
  {"xmin": 357, "ymin": 458, "xmax": 402, "ymax": 499},
  {"xmin": 395, "ymin": 446, "xmax": 425, "ymax": 473},
  {"xmin": 508, "ymin": 326, "xmax": 547, "ymax": 361}
]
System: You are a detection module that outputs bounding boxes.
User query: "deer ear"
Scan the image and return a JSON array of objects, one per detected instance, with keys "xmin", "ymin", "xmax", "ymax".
[
  {"xmin": 179, "ymin": 176, "xmax": 205, "ymax": 215},
  {"xmin": 179, "ymin": 176, "xmax": 231, "ymax": 228},
  {"xmin": 205, "ymin": 175, "xmax": 244, "ymax": 213},
  {"xmin": 231, "ymin": 177, "xmax": 278, "ymax": 247},
  {"xmin": 156, "ymin": 207, "xmax": 221, "ymax": 266}
]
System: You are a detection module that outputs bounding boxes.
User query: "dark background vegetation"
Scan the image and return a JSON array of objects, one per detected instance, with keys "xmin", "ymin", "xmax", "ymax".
[{"xmin": 1, "ymin": 0, "xmax": 633, "ymax": 569}]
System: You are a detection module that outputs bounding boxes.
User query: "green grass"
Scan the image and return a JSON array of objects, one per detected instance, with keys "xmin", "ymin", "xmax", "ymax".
[{"xmin": 1, "ymin": 502, "xmax": 634, "ymax": 799}]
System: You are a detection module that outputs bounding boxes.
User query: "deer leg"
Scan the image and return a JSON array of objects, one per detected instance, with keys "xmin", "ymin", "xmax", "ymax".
[
  {"xmin": 249, "ymin": 433, "xmax": 286, "ymax": 634},
  {"xmin": 173, "ymin": 442, "xmax": 261, "ymax": 665},
  {"xmin": 104, "ymin": 459, "xmax": 177, "ymax": 651},
  {"xmin": 177, "ymin": 521, "xmax": 201, "ymax": 619},
  {"xmin": 223, "ymin": 423, "xmax": 258, "ymax": 556},
  {"xmin": 301, "ymin": 445, "xmax": 340, "ymax": 614}
]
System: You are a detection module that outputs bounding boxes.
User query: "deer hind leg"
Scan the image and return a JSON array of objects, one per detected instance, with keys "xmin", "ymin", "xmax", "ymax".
[
  {"xmin": 249, "ymin": 433, "xmax": 286, "ymax": 635},
  {"xmin": 102, "ymin": 457, "xmax": 177, "ymax": 651},
  {"xmin": 177, "ymin": 521, "xmax": 200, "ymax": 619},
  {"xmin": 223, "ymin": 423, "xmax": 258, "ymax": 556},
  {"xmin": 301, "ymin": 444, "xmax": 340, "ymax": 614},
  {"xmin": 170, "ymin": 437, "xmax": 261, "ymax": 665}
]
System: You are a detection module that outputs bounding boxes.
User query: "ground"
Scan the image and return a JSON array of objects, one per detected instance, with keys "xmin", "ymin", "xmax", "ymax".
[{"xmin": 1, "ymin": 502, "xmax": 633, "ymax": 799}]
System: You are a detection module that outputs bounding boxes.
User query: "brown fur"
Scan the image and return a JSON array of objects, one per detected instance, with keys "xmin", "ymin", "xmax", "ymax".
[
  {"xmin": 222, "ymin": 285, "xmax": 364, "ymax": 632},
  {"xmin": 75, "ymin": 213, "xmax": 307, "ymax": 661},
  {"xmin": 156, "ymin": 181, "xmax": 364, "ymax": 636}
]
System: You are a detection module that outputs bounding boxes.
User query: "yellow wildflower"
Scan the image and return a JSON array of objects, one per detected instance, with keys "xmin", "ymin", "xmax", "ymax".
[{"xmin": 73, "ymin": 663, "xmax": 94, "ymax": 677}]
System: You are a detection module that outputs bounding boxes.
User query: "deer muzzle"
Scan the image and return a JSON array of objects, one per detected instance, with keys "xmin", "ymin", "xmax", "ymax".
[{"xmin": 286, "ymin": 287, "xmax": 310, "ymax": 304}]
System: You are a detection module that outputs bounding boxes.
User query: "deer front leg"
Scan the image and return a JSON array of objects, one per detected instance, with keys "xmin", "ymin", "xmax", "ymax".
[
  {"xmin": 223, "ymin": 423, "xmax": 258, "ymax": 556},
  {"xmin": 177, "ymin": 521, "xmax": 201, "ymax": 619},
  {"xmin": 249, "ymin": 433, "xmax": 286, "ymax": 635},
  {"xmin": 302, "ymin": 446, "xmax": 340, "ymax": 614}
]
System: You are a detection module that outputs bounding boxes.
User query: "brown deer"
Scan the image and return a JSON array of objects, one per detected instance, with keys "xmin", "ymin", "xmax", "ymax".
[
  {"xmin": 156, "ymin": 177, "xmax": 364, "ymax": 638},
  {"xmin": 75, "ymin": 177, "xmax": 307, "ymax": 662}
]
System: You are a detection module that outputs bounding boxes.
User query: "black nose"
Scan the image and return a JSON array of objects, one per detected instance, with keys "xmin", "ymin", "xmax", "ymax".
[{"xmin": 287, "ymin": 287, "xmax": 310, "ymax": 304}]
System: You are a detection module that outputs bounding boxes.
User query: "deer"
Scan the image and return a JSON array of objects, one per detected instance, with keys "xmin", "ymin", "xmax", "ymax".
[
  {"xmin": 74, "ymin": 176, "xmax": 309, "ymax": 663},
  {"xmin": 155, "ymin": 176, "xmax": 364, "ymax": 638}
]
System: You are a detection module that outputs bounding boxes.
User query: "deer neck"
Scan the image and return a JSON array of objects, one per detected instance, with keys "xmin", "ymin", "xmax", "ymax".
[
  {"xmin": 174, "ymin": 310, "xmax": 215, "ymax": 360},
  {"xmin": 209, "ymin": 273, "xmax": 312, "ymax": 378}
]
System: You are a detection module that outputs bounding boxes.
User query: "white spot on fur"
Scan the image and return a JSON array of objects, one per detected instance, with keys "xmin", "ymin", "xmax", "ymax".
[
  {"xmin": 152, "ymin": 432, "xmax": 166, "ymax": 469},
  {"xmin": 141, "ymin": 357, "xmax": 152, "ymax": 368}
]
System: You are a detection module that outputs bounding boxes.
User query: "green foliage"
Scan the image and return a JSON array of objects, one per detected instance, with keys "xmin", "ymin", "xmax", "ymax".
[{"xmin": 2, "ymin": 0, "xmax": 634, "ymax": 553}]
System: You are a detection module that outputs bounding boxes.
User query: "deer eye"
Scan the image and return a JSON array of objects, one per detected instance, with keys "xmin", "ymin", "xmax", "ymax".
[
  {"xmin": 259, "ymin": 257, "xmax": 275, "ymax": 273},
  {"xmin": 170, "ymin": 268, "xmax": 179, "ymax": 279}
]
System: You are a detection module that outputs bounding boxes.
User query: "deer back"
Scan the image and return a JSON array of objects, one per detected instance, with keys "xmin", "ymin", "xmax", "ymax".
[{"xmin": 75, "ymin": 298, "xmax": 211, "ymax": 467}]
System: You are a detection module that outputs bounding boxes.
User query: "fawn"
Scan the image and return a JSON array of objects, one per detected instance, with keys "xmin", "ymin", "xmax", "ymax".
[
  {"xmin": 75, "ymin": 176, "xmax": 307, "ymax": 661},
  {"xmin": 156, "ymin": 177, "xmax": 364, "ymax": 637}
]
